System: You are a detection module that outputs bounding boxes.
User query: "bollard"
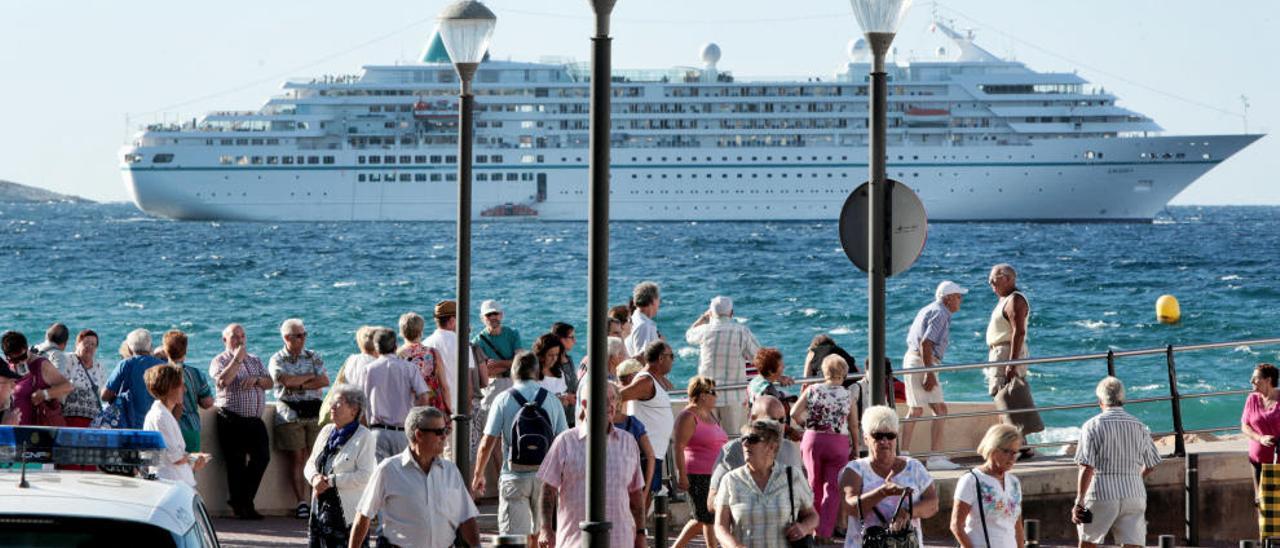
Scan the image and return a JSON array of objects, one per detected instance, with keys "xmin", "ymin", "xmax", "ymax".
[
  {"xmin": 1240, "ymin": 540, "xmax": 1257, "ymax": 548},
  {"xmin": 1024, "ymin": 519, "xmax": 1040, "ymax": 548},
  {"xmin": 653, "ymin": 492, "xmax": 669, "ymax": 548},
  {"xmin": 494, "ymin": 535, "xmax": 527, "ymax": 547},
  {"xmin": 1159, "ymin": 534, "xmax": 1177, "ymax": 548},
  {"xmin": 1186, "ymin": 453, "xmax": 1199, "ymax": 546}
]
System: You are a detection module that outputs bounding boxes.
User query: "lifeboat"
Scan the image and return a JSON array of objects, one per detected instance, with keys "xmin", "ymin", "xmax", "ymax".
[
  {"xmin": 905, "ymin": 106, "xmax": 950, "ymax": 116},
  {"xmin": 480, "ymin": 203, "xmax": 539, "ymax": 218},
  {"xmin": 413, "ymin": 99, "xmax": 454, "ymax": 120}
]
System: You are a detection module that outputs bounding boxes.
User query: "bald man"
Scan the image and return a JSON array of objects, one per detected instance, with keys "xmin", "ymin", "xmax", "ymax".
[{"xmin": 706, "ymin": 395, "xmax": 807, "ymax": 514}]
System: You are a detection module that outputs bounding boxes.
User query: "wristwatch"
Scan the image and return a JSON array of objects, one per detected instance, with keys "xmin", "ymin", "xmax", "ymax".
[{"xmin": 636, "ymin": 528, "xmax": 648, "ymax": 536}]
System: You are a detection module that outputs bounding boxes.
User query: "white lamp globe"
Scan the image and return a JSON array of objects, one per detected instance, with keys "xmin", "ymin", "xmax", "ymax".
[
  {"xmin": 848, "ymin": 0, "xmax": 913, "ymax": 35},
  {"xmin": 437, "ymin": 0, "xmax": 497, "ymax": 66}
]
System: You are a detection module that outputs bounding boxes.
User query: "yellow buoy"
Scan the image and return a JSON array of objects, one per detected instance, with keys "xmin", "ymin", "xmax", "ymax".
[{"xmin": 1156, "ymin": 294, "xmax": 1181, "ymax": 324}]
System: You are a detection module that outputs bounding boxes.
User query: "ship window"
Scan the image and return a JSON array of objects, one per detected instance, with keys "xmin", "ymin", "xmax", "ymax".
[
  {"xmin": 358, "ymin": 156, "xmax": 366, "ymax": 164},
  {"xmin": 370, "ymin": 173, "xmax": 381, "ymax": 182},
  {"xmin": 446, "ymin": 155, "xmax": 457, "ymax": 163},
  {"xmin": 368, "ymin": 156, "xmax": 381, "ymax": 164},
  {"xmin": 400, "ymin": 156, "xmax": 411, "ymax": 164},
  {"xmin": 400, "ymin": 174, "xmax": 411, "ymax": 182},
  {"xmin": 446, "ymin": 174, "xmax": 457, "ymax": 181},
  {"xmin": 477, "ymin": 174, "xmax": 488, "ymax": 181},
  {"xmin": 296, "ymin": 156, "xmax": 305, "ymax": 164},
  {"xmin": 267, "ymin": 138, "xmax": 279, "ymax": 145},
  {"xmin": 506, "ymin": 173, "xmax": 518, "ymax": 181},
  {"xmin": 153, "ymin": 153, "xmax": 174, "ymax": 164},
  {"xmin": 307, "ymin": 156, "xmax": 319, "ymax": 164},
  {"xmin": 236, "ymin": 139, "xmax": 249, "ymax": 145},
  {"xmin": 324, "ymin": 156, "xmax": 335, "ymax": 164},
  {"xmin": 220, "ymin": 139, "xmax": 233, "ymax": 145},
  {"xmin": 266, "ymin": 156, "xmax": 278, "ymax": 165},
  {"xmin": 415, "ymin": 155, "xmax": 427, "ymax": 163},
  {"xmin": 251, "ymin": 156, "xmax": 263, "ymax": 165},
  {"xmin": 476, "ymin": 156, "xmax": 488, "ymax": 164},
  {"xmin": 384, "ymin": 156, "xmax": 395, "ymax": 164},
  {"xmin": 219, "ymin": 155, "xmax": 233, "ymax": 165},
  {"xmin": 415, "ymin": 174, "xmax": 427, "ymax": 182},
  {"xmin": 358, "ymin": 174, "xmax": 366, "ymax": 182},
  {"xmin": 431, "ymin": 155, "xmax": 442, "ymax": 163},
  {"xmin": 283, "ymin": 156, "xmax": 295, "ymax": 165},
  {"xmin": 431, "ymin": 174, "xmax": 442, "ymax": 182},
  {"xmin": 251, "ymin": 139, "xmax": 264, "ymax": 145},
  {"xmin": 491, "ymin": 155, "xmax": 503, "ymax": 163}
]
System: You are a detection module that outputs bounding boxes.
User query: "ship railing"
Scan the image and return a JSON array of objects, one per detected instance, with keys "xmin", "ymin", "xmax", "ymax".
[{"xmin": 667, "ymin": 336, "xmax": 1280, "ymax": 459}]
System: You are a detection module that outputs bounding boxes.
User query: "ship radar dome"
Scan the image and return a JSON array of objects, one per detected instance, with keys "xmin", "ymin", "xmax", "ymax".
[
  {"xmin": 848, "ymin": 38, "xmax": 868, "ymax": 61},
  {"xmin": 701, "ymin": 43, "xmax": 722, "ymax": 66},
  {"xmin": 936, "ymin": 46, "xmax": 947, "ymax": 58}
]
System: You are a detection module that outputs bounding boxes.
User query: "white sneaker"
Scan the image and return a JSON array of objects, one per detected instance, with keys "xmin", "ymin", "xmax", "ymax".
[{"xmin": 926, "ymin": 456, "xmax": 960, "ymax": 471}]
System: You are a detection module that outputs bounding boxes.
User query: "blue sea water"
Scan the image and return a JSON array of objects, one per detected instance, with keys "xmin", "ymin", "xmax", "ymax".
[{"xmin": 3, "ymin": 202, "xmax": 1278, "ymax": 444}]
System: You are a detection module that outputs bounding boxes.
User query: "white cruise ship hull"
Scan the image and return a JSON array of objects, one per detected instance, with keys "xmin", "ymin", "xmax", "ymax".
[{"xmin": 123, "ymin": 134, "xmax": 1259, "ymax": 222}]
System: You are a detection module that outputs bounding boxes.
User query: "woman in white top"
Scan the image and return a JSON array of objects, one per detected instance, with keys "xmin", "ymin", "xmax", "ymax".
[
  {"xmin": 533, "ymin": 333, "xmax": 574, "ymax": 406},
  {"xmin": 319, "ymin": 325, "xmax": 378, "ymax": 426},
  {"xmin": 839, "ymin": 405, "xmax": 939, "ymax": 548},
  {"xmin": 951, "ymin": 424, "xmax": 1024, "ymax": 548},
  {"xmin": 620, "ymin": 340, "xmax": 675, "ymax": 495},
  {"xmin": 304, "ymin": 383, "xmax": 377, "ymax": 548},
  {"xmin": 142, "ymin": 364, "xmax": 208, "ymax": 487}
]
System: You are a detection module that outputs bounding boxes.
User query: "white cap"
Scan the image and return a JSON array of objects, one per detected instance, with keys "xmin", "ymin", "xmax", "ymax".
[
  {"xmin": 709, "ymin": 295, "xmax": 733, "ymax": 316},
  {"xmin": 935, "ymin": 280, "xmax": 968, "ymax": 301},
  {"xmin": 480, "ymin": 299, "xmax": 502, "ymax": 315}
]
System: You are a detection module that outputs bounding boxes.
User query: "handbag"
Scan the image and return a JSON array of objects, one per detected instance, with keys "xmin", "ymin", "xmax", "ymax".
[
  {"xmin": 859, "ymin": 471, "xmax": 919, "ymax": 548},
  {"xmin": 31, "ymin": 363, "xmax": 66, "ymax": 427},
  {"xmin": 785, "ymin": 466, "xmax": 817, "ymax": 548},
  {"xmin": 993, "ymin": 375, "xmax": 1045, "ymax": 435},
  {"xmin": 1261, "ymin": 450, "xmax": 1280, "ymax": 538},
  {"xmin": 971, "ymin": 471, "xmax": 992, "ymax": 547}
]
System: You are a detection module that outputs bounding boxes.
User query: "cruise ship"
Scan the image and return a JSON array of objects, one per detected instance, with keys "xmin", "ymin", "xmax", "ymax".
[{"xmin": 120, "ymin": 20, "xmax": 1261, "ymax": 222}]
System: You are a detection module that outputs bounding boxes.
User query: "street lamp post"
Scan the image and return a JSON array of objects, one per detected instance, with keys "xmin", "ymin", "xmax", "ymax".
[
  {"xmin": 849, "ymin": 0, "xmax": 912, "ymax": 405},
  {"xmin": 437, "ymin": 0, "xmax": 496, "ymax": 483},
  {"xmin": 584, "ymin": 2, "xmax": 617, "ymax": 546}
]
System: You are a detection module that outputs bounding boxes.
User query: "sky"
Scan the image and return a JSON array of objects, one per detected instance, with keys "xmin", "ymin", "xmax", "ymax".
[{"xmin": 0, "ymin": 0, "xmax": 1275, "ymax": 204}]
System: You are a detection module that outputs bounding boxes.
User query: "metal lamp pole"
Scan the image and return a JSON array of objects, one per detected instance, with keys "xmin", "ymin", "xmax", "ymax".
[
  {"xmin": 437, "ymin": 0, "xmax": 497, "ymax": 482},
  {"xmin": 584, "ymin": 2, "xmax": 617, "ymax": 546}
]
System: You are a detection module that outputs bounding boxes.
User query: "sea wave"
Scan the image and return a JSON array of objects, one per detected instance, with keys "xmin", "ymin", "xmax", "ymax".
[
  {"xmin": 1031, "ymin": 426, "xmax": 1081, "ymax": 456},
  {"xmin": 333, "ymin": 281, "xmax": 358, "ymax": 288},
  {"xmin": 1073, "ymin": 319, "xmax": 1118, "ymax": 330}
]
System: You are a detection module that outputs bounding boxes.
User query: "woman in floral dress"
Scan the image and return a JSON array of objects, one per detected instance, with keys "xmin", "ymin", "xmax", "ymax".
[{"xmin": 397, "ymin": 312, "xmax": 450, "ymax": 414}]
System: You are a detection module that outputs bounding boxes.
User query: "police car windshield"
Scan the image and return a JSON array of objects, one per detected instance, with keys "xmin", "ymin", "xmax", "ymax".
[{"xmin": 0, "ymin": 515, "xmax": 187, "ymax": 548}]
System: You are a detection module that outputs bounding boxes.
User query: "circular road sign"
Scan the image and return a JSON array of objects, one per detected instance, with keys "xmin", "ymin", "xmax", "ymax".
[{"xmin": 838, "ymin": 180, "xmax": 928, "ymax": 277}]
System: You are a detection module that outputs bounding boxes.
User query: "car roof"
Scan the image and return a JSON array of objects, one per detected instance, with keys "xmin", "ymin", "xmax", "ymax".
[{"xmin": 0, "ymin": 469, "xmax": 197, "ymax": 534}]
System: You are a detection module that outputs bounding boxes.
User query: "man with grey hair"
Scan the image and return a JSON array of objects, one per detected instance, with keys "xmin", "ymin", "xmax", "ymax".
[
  {"xmin": 103, "ymin": 328, "xmax": 167, "ymax": 429},
  {"xmin": 1072, "ymin": 377, "xmax": 1161, "ymax": 548},
  {"xmin": 473, "ymin": 351, "xmax": 568, "ymax": 547},
  {"xmin": 625, "ymin": 281, "xmax": 662, "ymax": 358},
  {"xmin": 268, "ymin": 318, "xmax": 329, "ymax": 518},
  {"xmin": 707, "ymin": 395, "xmax": 806, "ymax": 513},
  {"xmin": 575, "ymin": 336, "xmax": 627, "ymax": 404},
  {"xmin": 685, "ymin": 295, "xmax": 761, "ymax": 435},
  {"xmin": 902, "ymin": 280, "xmax": 966, "ymax": 471},
  {"xmin": 33, "ymin": 322, "xmax": 73, "ymax": 376},
  {"xmin": 347, "ymin": 327, "xmax": 431, "ymax": 462},
  {"xmin": 210, "ymin": 323, "xmax": 274, "ymax": 520},
  {"xmin": 986, "ymin": 263, "xmax": 1044, "ymax": 457},
  {"xmin": 351, "ymin": 406, "xmax": 480, "ymax": 548}
]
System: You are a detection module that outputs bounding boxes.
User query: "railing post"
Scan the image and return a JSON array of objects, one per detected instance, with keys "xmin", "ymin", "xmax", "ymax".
[
  {"xmin": 1186, "ymin": 453, "xmax": 1199, "ymax": 546},
  {"xmin": 1024, "ymin": 519, "xmax": 1040, "ymax": 548},
  {"xmin": 1165, "ymin": 345, "xmax": 1187, "ymax": 457},
  {"xmin": 1106, "ymin": 349, "xmax": 1116, "ymax": 377},
  {"xmin": 495, "ymin": 535, "xmax": 527, "ymax": 547},
  {"xmin": 653, "ymin": 492, "xmax": 669, "ymax": 548},
  {"xmin": 1241, "ymin": 540, "xmax": 1257, "ymax": 548},
  {"xmin": 1159, "ymin": 534, "xmax": 1177, "ymax": 548}
]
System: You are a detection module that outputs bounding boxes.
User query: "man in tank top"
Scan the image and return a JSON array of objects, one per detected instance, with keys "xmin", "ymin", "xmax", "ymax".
[{"xmin": 985, "ymin": 264, "xmax": 1043, "ymax": 457}]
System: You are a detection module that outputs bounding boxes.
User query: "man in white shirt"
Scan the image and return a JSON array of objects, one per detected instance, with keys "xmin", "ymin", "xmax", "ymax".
[
  {"xmin": 33, "ymin": 322, "xmax": 73, "ymax": 376},
  {"xmin": 350, "ymin": 406, "xmax": 480, "ymax": 548},
  {"xmin": 625, "ymin": 281, "xmax": 662, "ymax": 358},
  {"xmin": 685, "ymin": 296, "xmax": 760, "ymax": 434}
]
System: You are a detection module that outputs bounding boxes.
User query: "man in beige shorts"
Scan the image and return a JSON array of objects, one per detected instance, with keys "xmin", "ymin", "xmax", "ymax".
[{"xmin": 902, "ymin": 280, "xmax": 966, "ymax": 471}]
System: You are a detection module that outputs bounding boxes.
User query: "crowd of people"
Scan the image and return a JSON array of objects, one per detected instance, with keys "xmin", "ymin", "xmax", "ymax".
[{"xmin": 0, "ymin": 267, "xmax": 1264, "ymax": 547}]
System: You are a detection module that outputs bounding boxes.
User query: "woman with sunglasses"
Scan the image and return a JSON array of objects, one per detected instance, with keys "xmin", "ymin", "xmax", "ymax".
[
  {"xmin": 714, "ymin": 419, "xmax": 818, "ymax": 547},
  {"xmin": 839, "ymin": 405, "xmax": 938, "ymax": 548},
  {"xmin": 951, "ymin": 424, "xmax": 1024, "ymax": 548},
  {"xmin": 304, "ymin": 384, "xmax": 375, "ymax": 548},
  {"xmin": 0, "ymin": 331, "xmax": 72, "ymax": 426},
  {"xmin": 674, "ymin": 375, "xmax": 729, "ymax": 547}
]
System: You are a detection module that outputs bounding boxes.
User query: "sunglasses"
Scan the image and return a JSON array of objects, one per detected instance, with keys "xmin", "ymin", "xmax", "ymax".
[
  {"xmin": 742, "ymin": 434, "xmax": 764, "ymax": 445},
  {"xmin": 287, "ymin": 332, "xmax": 308, "ymax": 339},
  {"xmin": 997, "ymin": 448, "xmax": 1019, "ymax": 457},
  {"xmin": 870, "ymin": 432, "xmax": 898, "ymax": 441},
  {"xmin": 703, "ymin": 389, "xmax": 717, "ymax": 396},
  {"xmin": 420, "ymin": 426, "xmax": 450, "ymax": 436}
]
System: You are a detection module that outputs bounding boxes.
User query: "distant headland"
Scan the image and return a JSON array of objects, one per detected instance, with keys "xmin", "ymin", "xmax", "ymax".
[{"xmin": 0, "ymin": 180, "xmax": 93, "ymax": 203}]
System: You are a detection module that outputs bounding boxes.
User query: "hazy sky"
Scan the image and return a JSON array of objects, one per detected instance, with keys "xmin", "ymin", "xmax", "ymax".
[{"xmin": 0, "ymin": 0, "xmax": 1274, "ymax": 204}]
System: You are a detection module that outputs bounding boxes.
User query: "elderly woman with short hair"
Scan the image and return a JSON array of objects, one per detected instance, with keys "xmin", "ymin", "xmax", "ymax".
[
  {"xmin": 839, "ymin": 405, "xmax": 938, "ymax": 547},
  {"xmin": 951, "ymin": 424, "xmax": 1024, "ymax": 548},
  {"xmin": 319, "ymin": 326, "xmax": 378, "ymax": 426},
  {"xmin": 304, "ymin": 383, "xmax": 376, "ymax": 548},
  {"xmin": 714, "ymin": 419, "xmax": 819, "ymax": 548},
  {"xmin": 791, "ymin": 354, "xmax": 859, "ymax": 542},
  {"xmin": 398, "ymin": 312, "xmax": 449, "ymax": 414},
  {"xmin": 1243, "ymin": 363, "xmax": 1280, "ymax": 490}
]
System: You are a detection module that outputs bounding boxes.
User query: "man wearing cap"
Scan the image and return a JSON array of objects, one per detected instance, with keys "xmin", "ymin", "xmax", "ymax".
[
  {"xmin": 902, "ymin": 280, "xmax": 966, "ymax": 471},
  {"xmin": 472, "ymin": 299, "xmax": 523, "ymax": 405},
  {"xmin": 685, "ymin": 295, "xmax": 761, "ymax": 435}
]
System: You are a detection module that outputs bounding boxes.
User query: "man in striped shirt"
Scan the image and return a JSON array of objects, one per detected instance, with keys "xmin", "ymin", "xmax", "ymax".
[
  {"xmin": 1072, "ymin": 376, "xmax": 1161, "ymax": 548},
  {"xmin": 685, "ymin": 296, "xmax": 760, "ymax": 436}
]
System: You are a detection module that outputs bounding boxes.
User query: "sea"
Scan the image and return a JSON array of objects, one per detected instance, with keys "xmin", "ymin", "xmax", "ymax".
[{"xmin": 3, "ymin": 202, "xmax": 1278, "ymax": 447}]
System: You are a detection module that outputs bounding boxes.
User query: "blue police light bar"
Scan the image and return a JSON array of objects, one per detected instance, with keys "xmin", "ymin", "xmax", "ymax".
[{"xmin": 0, "ymin": 426, "xmax": 166, "ymax": 467}]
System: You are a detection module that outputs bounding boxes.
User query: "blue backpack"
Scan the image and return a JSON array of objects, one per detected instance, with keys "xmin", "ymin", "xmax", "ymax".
[{"xmin": 507, "ymin": 388, "xmax": 554, "ymax": 467}]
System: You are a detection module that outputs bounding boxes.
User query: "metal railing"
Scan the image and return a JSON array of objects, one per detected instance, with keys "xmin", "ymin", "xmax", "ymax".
[{"xmin": 668, "ymin": 336, "xmax": 1280, "ymax": 458}]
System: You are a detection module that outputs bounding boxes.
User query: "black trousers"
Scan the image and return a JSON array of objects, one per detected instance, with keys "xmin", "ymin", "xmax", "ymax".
[{"xmin": 216, "ymin": 409, "xmax": 270, "ymax": 510}]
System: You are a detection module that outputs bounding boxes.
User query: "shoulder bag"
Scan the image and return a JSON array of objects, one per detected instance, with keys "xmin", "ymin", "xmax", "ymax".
[
  {"xmin": 785, "ymin": 466, "xmax": 817, "ymax": 548},
  {"xmin": 970, "ymin": 470, "xmax": 992, "ymax": 548},
  {"xmin": 32, "ymin": 360, "xmax": 66, "ymax": 427},
  {"xmin": 859, "ymin": 467, "xmax": 919, "ymax": 548}
]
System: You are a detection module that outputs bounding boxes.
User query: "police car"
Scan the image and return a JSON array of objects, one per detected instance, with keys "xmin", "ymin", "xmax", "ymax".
[{"xmin": 0, "ymin": 426, "xmax": 220, "ymax": 547}]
